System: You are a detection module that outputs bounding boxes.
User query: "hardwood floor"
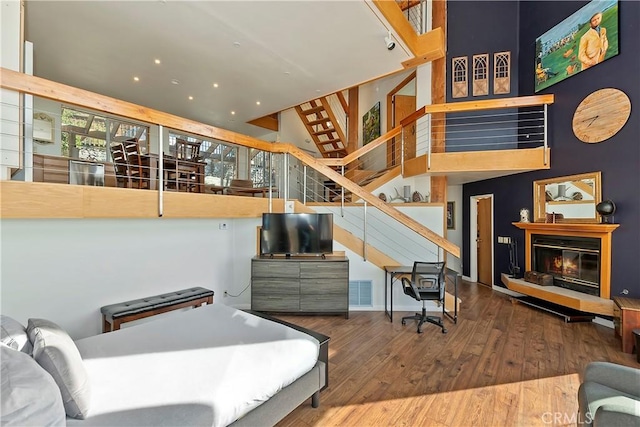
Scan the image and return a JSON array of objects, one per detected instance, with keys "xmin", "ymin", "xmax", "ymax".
[{"xmin": 275, "ymin": 282, "xmax": 637, "ymax": 427}]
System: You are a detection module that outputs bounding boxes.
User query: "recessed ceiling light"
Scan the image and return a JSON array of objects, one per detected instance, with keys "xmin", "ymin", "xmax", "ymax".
[
  {"xmin": 133, "ymin": 76, "xmax": 140, "ymax": 82},
  {"xmin": 188, "ymin": 96, "xmax": 194, "ymax": 100},
  {"xmin": 256, "ymin": 101, "xmax": 261, "ymax": 105},
  {"xmin": 213, "ymin": 83, "xmax": 219, "ymax": 88},
  {"xmin": 231, "ymin": 111, "xmax": 236, "ymax": 115},
  {"xmin": 154, "ymin": 59, "xmax": 161, "ymax": 64},
  {"xmin": 171, "ymin": 79, "xmax": 180, "ymax": 85}
]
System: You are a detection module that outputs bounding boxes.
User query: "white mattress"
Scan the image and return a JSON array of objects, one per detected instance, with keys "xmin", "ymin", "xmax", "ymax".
[{"xmin": 69, "ymin": 304, "xmax": 319, "ymax": 427}]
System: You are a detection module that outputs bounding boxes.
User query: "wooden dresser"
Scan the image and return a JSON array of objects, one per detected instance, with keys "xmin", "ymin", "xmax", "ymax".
[
  {"xmin": 613, "ymin": 296, "xmax": 640, "ymax": 353},
  {"xmin": 251, "ymin": 256, "xmax": 349, "ymax": 318}
]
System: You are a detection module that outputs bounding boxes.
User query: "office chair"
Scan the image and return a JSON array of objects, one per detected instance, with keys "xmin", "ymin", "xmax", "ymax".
[{"xmin": 401, "ymin": 261, "xmax": 447, "ymax": 334}]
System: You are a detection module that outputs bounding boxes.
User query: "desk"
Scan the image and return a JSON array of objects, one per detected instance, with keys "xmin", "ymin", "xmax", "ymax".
[{"xmin": 383, "ymin": 264, "xmax": 457, "ymax": 324}]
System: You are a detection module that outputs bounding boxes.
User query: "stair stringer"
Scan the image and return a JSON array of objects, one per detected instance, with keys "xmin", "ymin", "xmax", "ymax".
[{"xmin": 293, "ymin": 200, "xmax": 461, "ymax": 312}]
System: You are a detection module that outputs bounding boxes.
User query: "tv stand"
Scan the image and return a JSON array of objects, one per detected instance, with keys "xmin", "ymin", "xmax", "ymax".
[{"xmin": 251, "ymin": 256, "xmax": 349, "ymax": 318}]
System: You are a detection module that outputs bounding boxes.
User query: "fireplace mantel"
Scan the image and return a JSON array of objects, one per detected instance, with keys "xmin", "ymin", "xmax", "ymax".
[
  {"xmin": 503, "ymin": 222, "xmax": 619, "ymax": 316},
  {"xmin": 513, "ymin": 222, "xmax": 619, "ymax": 234}
]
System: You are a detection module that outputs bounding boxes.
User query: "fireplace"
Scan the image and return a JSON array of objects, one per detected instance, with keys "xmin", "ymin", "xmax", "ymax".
[
  {"xmin": 532, "ymin": 235, "xmax": 600, "ymax": 295},
  {"xmin": 503, "ymin": 222, "xmax": 618, "ymax": 317}
]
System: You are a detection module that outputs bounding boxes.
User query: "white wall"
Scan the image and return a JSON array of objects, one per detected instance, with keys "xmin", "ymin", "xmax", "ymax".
[
  {"xmin": 0, "ymin": 205, "xmax": 447, "ymax": 339},
  {"xmin": 1, "ymin": 0, "xmax": 22, "ymax": 177},
  {"xmin": 0, "ymin": 217, "xmax": 261, "ymax": 339}
]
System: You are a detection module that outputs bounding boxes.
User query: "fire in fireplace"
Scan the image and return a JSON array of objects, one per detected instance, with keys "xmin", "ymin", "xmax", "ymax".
[{"xmin": 532, "ymin": 234, "xmax": 601, "ymax": 296}]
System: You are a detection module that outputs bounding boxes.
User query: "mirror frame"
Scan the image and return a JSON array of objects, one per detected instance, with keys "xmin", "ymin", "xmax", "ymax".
[{"xmin": 533, "ymin": 172, "xmax": 602, "ymax": 223}]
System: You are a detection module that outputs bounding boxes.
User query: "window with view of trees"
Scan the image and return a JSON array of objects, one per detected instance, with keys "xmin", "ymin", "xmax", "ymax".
[
  {"xmin": 250, "ymin": 149, "xmax": 273, "ymax": 187},
  {"xmin": 61, "ymin": 108, "xmax": 149, "ymax": 161}
]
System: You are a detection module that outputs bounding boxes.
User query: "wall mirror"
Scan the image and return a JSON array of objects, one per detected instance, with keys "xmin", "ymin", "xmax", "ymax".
[{"xmin": 533, "ymin": 172, "xmax": 602, "ymax": 223}]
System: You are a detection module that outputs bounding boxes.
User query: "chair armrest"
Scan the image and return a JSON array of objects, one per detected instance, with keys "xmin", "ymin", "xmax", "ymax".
[{"xmin": 584, "ymin": 362, "xmax": 640, "ymax": 398}]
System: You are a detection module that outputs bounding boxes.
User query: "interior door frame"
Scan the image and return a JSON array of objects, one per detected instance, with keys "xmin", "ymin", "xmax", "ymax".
[
  {"xmin": 469, "ymin": 193, "xmax": 494, "ymax": 285},
  {"xmin": 386, "ymin": 71, "xmax": 416, "ymax": 167}
]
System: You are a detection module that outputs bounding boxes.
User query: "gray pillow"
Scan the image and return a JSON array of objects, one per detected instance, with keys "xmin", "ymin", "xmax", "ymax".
[
  {"xmin": 0, "ymin": 315, "xmax": 33, "ymax": 354},
  {"xmin": 27, "ymin": 318, "xmax": 91, "ymax": 420},
  {"xmin": 1, "ymin": 343, "xmax": 66, "ymax": 426}
]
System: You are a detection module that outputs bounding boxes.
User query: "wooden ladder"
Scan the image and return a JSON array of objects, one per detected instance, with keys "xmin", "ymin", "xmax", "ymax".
[{"xmin": 295, "ymin": 97, "xmax": 348, "ymax": 158}]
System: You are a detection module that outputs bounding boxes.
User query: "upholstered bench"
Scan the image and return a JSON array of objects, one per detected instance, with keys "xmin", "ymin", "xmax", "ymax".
[{"xmin": 101, "ymin": 287, "xmax": 214, "ymax": 333}]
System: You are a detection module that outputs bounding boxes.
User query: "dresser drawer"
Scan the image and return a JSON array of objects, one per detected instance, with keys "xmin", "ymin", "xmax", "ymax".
[
  {"xmin": 252, "ymin": 260, "xmax": 300, "ymax": 278},
  {"xmin": 252, "ymin": 294, "xmax": 300, "ymax": 312},
  {"xmin": 251, "ymin": 278, "xmax": 299, "ymax": 295},
  {"xmin": 300, "ymin": 261, "xmax": 348, "ymax": 279},
  {"xmin": 301, "ymin": 294, "xmax": 348, "ymax": 311},
  {"xmin": 300, "ymin": 278, "xmax": 346, "ymax": 295}
]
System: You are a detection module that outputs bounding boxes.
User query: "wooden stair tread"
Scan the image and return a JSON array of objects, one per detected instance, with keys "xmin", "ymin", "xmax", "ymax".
[
  {"xmin": 300, "ymin": 105, "xmax": 324, "ymax": 115},
  {"xmin": 307, "ymin": 117, "xmax": 332, "ymax": 126},
  {"xmin": 312, "ymin": 128, "xmax": 337, "ymax": 136},
  {"xmin": 322, "ymin": 148, "xmax": 347, "ymax": 154}
]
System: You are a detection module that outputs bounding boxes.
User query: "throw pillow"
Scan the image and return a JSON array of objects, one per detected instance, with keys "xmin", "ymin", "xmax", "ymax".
[
  {"xmin": 1, "ymin": 343, "xmax": 66, "ymax": 426},
  {"xmin": 0, "ymin": 315, "xmax": 33, "ymax": 354},
  {"xmin": 27, "ymin": 318, "xmax": 91, "ymax": 420}
]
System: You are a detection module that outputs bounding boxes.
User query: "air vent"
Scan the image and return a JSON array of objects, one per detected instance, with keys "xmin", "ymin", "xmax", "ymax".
[{"xmin": 349, "ymin": 280, "xmax": 372, "ymax": 307}]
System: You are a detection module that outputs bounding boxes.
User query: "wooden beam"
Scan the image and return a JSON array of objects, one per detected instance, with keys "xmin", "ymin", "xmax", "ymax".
[
  {"xmin": 403, "ymin": 147, "xmax": 551, "ymax": 177},
  {"xmin": 247, "ymin": 113, "xmax": 279, "ymax": 132},
  {"xmin": 0, "ymin": 68, "xmax": 276, "ymax": 153},
  {"xmin": 404, "ymin": 95, "xmax": 555, "ymax": 124},
  {"xmin": 401, "ymin": 27, "xmax": 446, "ymax": 69}
]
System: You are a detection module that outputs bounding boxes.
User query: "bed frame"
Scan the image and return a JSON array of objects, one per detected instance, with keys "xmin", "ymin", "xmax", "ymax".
[{"xmin": 230, "ymin": 311, "xmax": 330, "ymax": 426}]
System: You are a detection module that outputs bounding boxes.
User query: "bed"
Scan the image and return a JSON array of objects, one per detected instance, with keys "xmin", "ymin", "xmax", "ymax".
[{"xmin": 0, "ymin": 304, "xmax": 329, "ymax": 427}]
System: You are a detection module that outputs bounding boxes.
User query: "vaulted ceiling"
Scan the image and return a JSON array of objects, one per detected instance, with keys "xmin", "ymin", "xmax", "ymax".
[{"xmin": 24, "ymin": 1, "xmax": 411, "ymax": 138}]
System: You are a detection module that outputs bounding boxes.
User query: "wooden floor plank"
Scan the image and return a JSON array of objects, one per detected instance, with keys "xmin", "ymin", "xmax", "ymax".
[{"xmin": 275, "ymin": 281, "xmax": 637, "ymax": 427}]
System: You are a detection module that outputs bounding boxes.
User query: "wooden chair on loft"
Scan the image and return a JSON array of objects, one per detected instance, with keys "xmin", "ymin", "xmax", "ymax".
[
  {"xmin": 172, "ymin": 139, "xmax": 202, "ymax": 192},
  {"xmin": 109, "ymin": 142, "xmax": 129, "ymax": 188},
  {"xmin": 401, "ymin": 261, "xmax": 448, "ymax": 334},
  {"xmin": 122, "ymin": 139, "xmax": 149, "ymax": 189}
]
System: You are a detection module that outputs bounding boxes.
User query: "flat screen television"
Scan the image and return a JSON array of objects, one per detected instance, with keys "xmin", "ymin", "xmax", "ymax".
[{"xmin": 260, "ymin": 213, "xmax": 333, "ymax": 257}]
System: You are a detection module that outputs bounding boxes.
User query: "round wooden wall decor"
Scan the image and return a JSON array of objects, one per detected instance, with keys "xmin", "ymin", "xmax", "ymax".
[{"xmin": 572, "ymin": 88, "xmax": 631, "ymax": 144}]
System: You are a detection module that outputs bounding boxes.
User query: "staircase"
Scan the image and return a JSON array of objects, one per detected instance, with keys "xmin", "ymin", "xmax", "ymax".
[
  {"xmin": 295, "ymin": 97, "xmax": 348, "ymax": 158},
  {"xmin": 329, "ymin": 166, "xmax": 400, "ymax": 202}
]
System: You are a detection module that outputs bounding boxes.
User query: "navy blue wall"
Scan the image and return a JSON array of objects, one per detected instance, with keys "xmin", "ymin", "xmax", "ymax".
[{"xmin": 453, "ymin": 1, "xmax": 640, "ymax": 298}]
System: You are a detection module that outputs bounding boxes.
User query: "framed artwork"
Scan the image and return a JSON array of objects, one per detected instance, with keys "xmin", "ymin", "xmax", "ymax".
[
  {"xmin": 362, "ymin": 101, "xmax": 380, "ymax": 145},
  {"xmin": 535, "ymin": 0, "xmax": 619, "ymax": 92},
  {"xmin": 447, "ymin": 201, "xmax": 455, "ymax": 230}
]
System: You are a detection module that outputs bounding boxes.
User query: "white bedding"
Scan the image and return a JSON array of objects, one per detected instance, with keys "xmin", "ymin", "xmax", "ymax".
[{"xmin": 68, "ymin": 304, "xmax": 319, "ymax": 427}]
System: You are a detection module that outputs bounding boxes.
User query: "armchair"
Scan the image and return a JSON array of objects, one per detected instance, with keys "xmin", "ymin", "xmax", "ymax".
[
  {"xmin": 401, "ymin": 261, "xmax": 447, "ymax": 334},
  {"xmin": 577, "ymin": 362, "xmax": 640, "ymax": 426}
]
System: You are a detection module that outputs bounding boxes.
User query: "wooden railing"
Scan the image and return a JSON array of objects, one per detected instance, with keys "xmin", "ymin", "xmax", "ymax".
[
  {"xmin": 313, "ymin": 94, "xmax": 554, "ymax": 174},
  {"xmin": 0, "ymin": 68, "xmax": 460, "ymax": 257}
]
